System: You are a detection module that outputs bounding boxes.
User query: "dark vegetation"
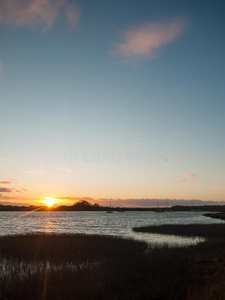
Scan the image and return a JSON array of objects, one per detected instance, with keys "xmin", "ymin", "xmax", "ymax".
[
  {"xmin": 133, "ymin": 223, "xmax": 225, "ymax": 239},
  {"xmin": 204, "ymin": 212, "xmax": 225, "ymax": 220},
  {"xmin": 0, "ymin": 233, "xmax": 146, "ymax": 262},
  {"xmin": 1, "ymin": 233, "xmax": 225, "ymax": 299},
  {"xmin": 131, "ymin": 223, "xmax": 225, "ymax": 299}
]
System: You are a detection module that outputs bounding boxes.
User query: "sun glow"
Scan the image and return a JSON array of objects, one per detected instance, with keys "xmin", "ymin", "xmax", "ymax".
[{"xmin": 44, "ymin": 197, "xmax": 57, "ymax": 207}]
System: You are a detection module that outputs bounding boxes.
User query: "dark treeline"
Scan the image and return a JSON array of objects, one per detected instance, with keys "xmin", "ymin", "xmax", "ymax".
[{"xmin": 1, "ymin": 200, "xmax": 225, "ymax": 212}]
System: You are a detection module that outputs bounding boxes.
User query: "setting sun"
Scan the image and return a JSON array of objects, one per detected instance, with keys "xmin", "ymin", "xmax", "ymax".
[{"xmin": 44, "ymin": 197, "xmax": 57, "ymax": 207}]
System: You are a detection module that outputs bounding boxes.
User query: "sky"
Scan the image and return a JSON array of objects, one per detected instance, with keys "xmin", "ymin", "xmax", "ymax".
[{"xmin": 0, "ymin": 0, "xmax": 225, "ymax": 206}]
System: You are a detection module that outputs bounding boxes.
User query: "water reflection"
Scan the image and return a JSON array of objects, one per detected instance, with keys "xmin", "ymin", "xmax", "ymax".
[
  {"xmin": 0, "ymin": 211, "xmax": 223, "ymax": 246},
  {"xmin": 44, "ymin": 214, "xmax": 54, "ymax": 233}
]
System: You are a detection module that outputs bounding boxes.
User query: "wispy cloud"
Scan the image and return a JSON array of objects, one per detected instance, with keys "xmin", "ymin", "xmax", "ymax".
[
  {"xmin": 186, "ymin": 173, "xmax": 198, "ymax": 180},
  {"xmin": 0, "ymin": 181, "xmax": 12, "ymax": 185},
  {"xmin": 36, "ymin": 163, "xmax": 45, "ymax": 169},
  {"xmin": 168, "ymin": 173, "xmax": 198, "ymax": 184},
  {"xmin": 114, "ymin": 18, "xmax": 188, "ymax": 61},
  {"xmin": 23, "ymin": 168, "xmax": 43, "ymax": 175},
  {"xmin": 0, "ymin": 157, "xmax": 14, "ymax": 163},
  {"xmin": 0, "ymin": 179, "xmax": 27, "ymax": 194},
  {"xmin": 65, "ymin": 2, "xmax": 80, "ymax": 27},
  {"xmin": 0, "ymin": 0, "xmax": 80, "ymax": 31},
  {"xmin": 16, "ymin": 188, "xmax": 28, "ymax": 193},
  {"xmin": 0, "ymin": 187, "xmax": 14, "ymax": 193},
  {"xmin": 53, "ymin": 166, "xmax": 72, "ymax": 173}
]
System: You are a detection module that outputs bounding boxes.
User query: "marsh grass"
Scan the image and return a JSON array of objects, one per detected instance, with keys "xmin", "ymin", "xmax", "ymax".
[
  {"xmin": 0, "ymin": 233, "xmax": 147, "ymax": 262},
  {"xmin": 204, "ymin": 212, "xmax": 225, "ymax": 220},
  {"xmin": 133, "ymin": 223, "xmax": 225, "ymax": 239},
  {"xmin": 0, "ymin": 232, "xmax": 225, "ymax": 300}
]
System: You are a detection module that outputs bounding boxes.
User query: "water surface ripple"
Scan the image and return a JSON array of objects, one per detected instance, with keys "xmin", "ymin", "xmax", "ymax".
[{"xmin": 1, "ymin": 211, "xmax": 224, "ymax": 246}]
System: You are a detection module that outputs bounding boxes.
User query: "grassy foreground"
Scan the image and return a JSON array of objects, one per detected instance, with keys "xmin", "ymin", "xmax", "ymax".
[{"xmin": 1, "ymin": 232, "xmax": 225, "ymax": 300}]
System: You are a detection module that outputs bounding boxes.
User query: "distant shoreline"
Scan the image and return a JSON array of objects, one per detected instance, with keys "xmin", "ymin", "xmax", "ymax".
[{"xmin": 1, "ymin": 201, "xmax": 225, "ymax": 214}]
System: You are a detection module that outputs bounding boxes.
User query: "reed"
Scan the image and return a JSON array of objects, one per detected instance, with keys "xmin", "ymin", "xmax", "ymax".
[{"xmin": 0, "ymin": 232, "xmax": 225, "ymax": 299}]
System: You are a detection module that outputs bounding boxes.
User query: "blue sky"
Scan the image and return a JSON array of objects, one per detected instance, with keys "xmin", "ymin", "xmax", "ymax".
[{"xmin": 0, "ymin": 0, "xmax": 225, "ymax": 206}]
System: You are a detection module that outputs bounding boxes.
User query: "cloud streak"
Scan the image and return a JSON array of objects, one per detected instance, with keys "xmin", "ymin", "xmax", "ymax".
[
  {"xmin": 16, "ymin": 188, "xmax": 28, "ymax": 193},
  {"xmin": 0, "ymin": 187, "xmax": 14, "ymax": 193},
  {"xmin": 168, "ymin": 173, "xmax": 198, "ymax": 184},
  {"xmin": 53, "ymin": 166, "xmax": 72, "ymax": 173},
  {"xmin": 65, "ymin": 2, "xmax": 80, "ymax": 27},
  {"xmin": 114, "ymin": 18, "xmax": 188, "ymax": 61},
  {"xmin": 36, "ymin": 163, "xmax": 45, "ymax": 168},
  {"xmin": 23, "ymin": 168, "xmax": 43, "ymax": 175},
  {"xmin": 0, "ymin": 181, "xmax": 12, "ymax": 185},
  {"xmin": 186, "ymin": 173, "xmax": 198, "ymax": 180},
  {"xmin": 0, "ymin": 157, "xmax": 14, "ymax": 163},
  {"xmin": 0, "ymin": 0, "xmax": 80, "ymax": 31}
]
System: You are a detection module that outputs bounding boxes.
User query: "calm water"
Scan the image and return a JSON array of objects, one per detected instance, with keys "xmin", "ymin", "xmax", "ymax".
[{"xmin": 0, "ymin": 211, "xmax": 224, "ymax": 246}]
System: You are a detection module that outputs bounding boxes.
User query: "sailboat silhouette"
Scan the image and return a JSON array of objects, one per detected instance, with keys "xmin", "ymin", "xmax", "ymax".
[
  {"xmin": 106, "ymin": 199, "xmax": 113, "ymax": 213},
  {"xmin": 155, "ymin": 200, "xmax": 164, "ymax": 213}
]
